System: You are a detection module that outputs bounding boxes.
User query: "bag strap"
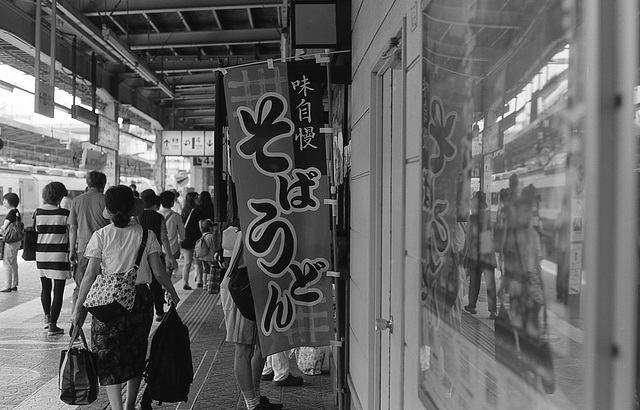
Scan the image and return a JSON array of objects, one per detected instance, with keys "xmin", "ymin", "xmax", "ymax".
[
  {"xmin": 133, "ymin": 228, "xmax": 149, "ymax": 270},
  {"xmin": 184, "ymin": 209, "xmax": 194, "ymax": 228},
  {"xmin": 227, "ymin": 230, "xmax": 244, "ymax": 274}
]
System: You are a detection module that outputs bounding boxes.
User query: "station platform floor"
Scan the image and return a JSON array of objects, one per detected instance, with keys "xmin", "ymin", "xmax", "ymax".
[{"xmin": 0, "ymin": 252, "xmax": 337, "ymax": 410}]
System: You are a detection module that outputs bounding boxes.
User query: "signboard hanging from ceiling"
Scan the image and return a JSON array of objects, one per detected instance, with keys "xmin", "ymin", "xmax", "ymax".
[
  {"xmin": 160, "ymin": 130, "xmax": 214, "ymax": 156},
  {"xmin": 91, "ymin": 115, "xmax": 120, "ymax": 151}
]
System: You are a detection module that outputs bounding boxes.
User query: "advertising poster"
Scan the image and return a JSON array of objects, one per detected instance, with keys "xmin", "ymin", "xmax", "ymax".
[{"xmin": 223, "ymin": 60, "xmax": 334, "ymax": 355}]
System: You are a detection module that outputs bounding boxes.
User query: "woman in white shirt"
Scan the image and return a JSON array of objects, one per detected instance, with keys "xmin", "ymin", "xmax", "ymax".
[{"xmin": 71, "ymin": 185, "xmax": 180, "ymax": 410}]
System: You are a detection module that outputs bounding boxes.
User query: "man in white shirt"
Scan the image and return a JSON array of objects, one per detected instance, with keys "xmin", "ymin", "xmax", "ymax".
[
  {"xmin": 158, "ymin": 190, "xmax": 185, "ymax": 276},
  {"xmin": 170, "ymin": 189, "xmax": 183, "ymax": 215}
]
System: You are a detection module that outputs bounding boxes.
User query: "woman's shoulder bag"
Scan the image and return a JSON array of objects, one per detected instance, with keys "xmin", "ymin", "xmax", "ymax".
[{"xmin": 83, "ymin": 228, "xmax": 148, "ymax": 322}]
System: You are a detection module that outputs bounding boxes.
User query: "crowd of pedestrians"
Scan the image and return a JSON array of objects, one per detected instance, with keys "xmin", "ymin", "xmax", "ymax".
[{"xmin": 0, "ymin": 173, "xmax": 311, "ymax": 409}]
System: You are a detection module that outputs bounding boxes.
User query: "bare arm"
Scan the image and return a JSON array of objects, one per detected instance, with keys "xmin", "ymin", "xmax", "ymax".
[
  {"xmin": 68, "ymin": 225, "xmax": 78, "ymax": 263},
  {"xmin": 71, "ymin": 257, "xmax": 101, "ymax": 327},
  {"xmin": 149, "ymin": 252, "xmax": 180, "ymax": 305},
  {"xmin": 161, "ymin": 218, "xmax": 177, "ymax": 268}
]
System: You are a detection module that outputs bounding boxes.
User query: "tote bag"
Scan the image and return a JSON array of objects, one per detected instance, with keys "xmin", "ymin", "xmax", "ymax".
[{"xmin": 59, "ymin": 327, "xmax": 98, "ymax": 405}]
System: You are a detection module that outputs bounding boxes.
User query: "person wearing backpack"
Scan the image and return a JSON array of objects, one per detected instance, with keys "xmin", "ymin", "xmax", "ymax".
[
  {"xmin": 1, "ymin": 193, "xmax": 23, "ymax": 292},
  {"xmin": 195, "ymin": 219, "xmax": 216, "ymax": 289}
]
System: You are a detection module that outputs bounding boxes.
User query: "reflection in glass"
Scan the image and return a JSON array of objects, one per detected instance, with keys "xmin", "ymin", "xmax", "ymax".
[{"xmin": 419, "ymin": 1, "xmax": 584, "ymax": 409}]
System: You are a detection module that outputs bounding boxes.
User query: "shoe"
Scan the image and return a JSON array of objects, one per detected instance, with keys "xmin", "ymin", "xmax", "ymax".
[
  {"xmin": 260, "ymin": 396, "xmax": 283, "ymax": 410},
  {"xmin": 0, "ymin": 288, "xmax": 11, "ymax": 292},
  {"xmin": 463, "ymin": 305, "xmax": 477, "ymax": 314},
  {"xmin": 197, "ymin": 283, "xmax": 203, "ymax": 288},
  {"xmin": 155, "ymin": 313, "xmax": 164, "ymax": 322},
  {"xmin": 10, "ymin": 287, "xmax": 17, "ymax": 291},
  {"xmin": 48, "ymin": 325, "xmax": 64, "ymax": 336},
  {"xmin": 44, "ymin": 315, "xmax": 50, "ymax": 329},
  {"xmin": 273, "ymin": 373, "xmax": 304, "ymax": 387},
  {"xmin": 261, "ymin": 371, "xmax": 274, "ymax": 381},
  {"xmin": 489, "ymin": 312, "xmax": 498, "ymax": 320},
  {"xmin": 183, "ymin": 285, "xmax": 192, "ymax": 290}
]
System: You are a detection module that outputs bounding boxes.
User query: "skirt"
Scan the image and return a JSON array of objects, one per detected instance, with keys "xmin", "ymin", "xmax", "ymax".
[{"xmin": 91, "ymin": 284, "xmax": 153, "ymax": 385}]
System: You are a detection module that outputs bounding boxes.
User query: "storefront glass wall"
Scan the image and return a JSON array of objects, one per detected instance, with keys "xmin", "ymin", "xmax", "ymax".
[{"xmin": 419, "ymin": 0, "xmax": 589, "ymax": 408}]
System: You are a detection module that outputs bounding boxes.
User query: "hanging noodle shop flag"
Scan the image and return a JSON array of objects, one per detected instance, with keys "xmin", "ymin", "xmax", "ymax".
[{"xmin": 223, "ymin": 60, "xmax": 333, "ymax": 355}]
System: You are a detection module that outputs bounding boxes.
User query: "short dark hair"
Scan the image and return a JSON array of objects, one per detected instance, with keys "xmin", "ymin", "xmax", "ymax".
[
  {"xmin": 86, "ymin": 171, "xmax": 107, "ymax": 190},
  {"xmin": 200, "ymin": 219, "xmax": 213, "ymax": 233},
  {"xmin": 3, "ymin": 192, "xmax": 19, "ymax": 207},
  {"xmin": 42, "ymin": 182, "xmax": 68, "ymax": 205},
  {"xmin": 159, "ymin": 191, "xmax": 175, "ymax": 208}
]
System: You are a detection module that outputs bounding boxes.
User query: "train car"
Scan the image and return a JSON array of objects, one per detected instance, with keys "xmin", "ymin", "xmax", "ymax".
[
  {"xmin": 0, "ymin": 166, "xmax": 160, "ymax": 223},
  {"xmin": 0, "ymin": 166, "xmax": 87, "ymax": 222}
]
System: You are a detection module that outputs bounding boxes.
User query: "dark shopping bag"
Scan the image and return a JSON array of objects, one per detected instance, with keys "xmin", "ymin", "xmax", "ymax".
[
  {"xmin": 144, "ymin": 305, "xmax": 193, "ymax": 404},
  {"xmin": 21, "ymin": 227, "xmax": 37, "ymax": 261},
  {"xmin": 208, "ymin": 262, "xmax": 223, "ymax": 294},
  {"xmin": 59, "ymin": 327, "xmax": 99, "ymax": 405}
]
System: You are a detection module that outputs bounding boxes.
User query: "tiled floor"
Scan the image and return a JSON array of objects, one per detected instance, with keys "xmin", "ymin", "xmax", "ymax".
[{"xmin": 0, "ymin": 253, "xmax": 337, "ymax": 410}]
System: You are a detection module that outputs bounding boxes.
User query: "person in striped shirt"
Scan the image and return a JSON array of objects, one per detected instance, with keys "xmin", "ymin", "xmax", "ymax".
[{"xmin": 35, "ymin": 181, "xmax": 72, "ymax": 335}]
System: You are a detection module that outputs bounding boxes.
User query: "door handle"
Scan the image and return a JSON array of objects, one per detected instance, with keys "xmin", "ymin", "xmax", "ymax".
[{"xmin": 375, "ymin": 316, "xmax": 393, "ymax": 332}]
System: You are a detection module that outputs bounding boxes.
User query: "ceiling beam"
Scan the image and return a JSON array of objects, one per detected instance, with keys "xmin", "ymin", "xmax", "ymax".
[
  {"xmin": 166, "ymin": 72, "xmax": 216, "ymax": 86},
  {"xmin": 123, "ymin": 28, "xmax": 281, "ymax": 50},
  {"xmin": 80, "ymin": 0, "xmax": 282, "ymax": 16},
  {"xmin": 149, "ymin": 55, "xmax": 269, "ymax": 72}
]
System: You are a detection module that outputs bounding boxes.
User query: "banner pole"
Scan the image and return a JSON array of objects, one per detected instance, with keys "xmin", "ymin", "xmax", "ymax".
[{"xmin": 324, "ymin": 53, "xmax": 345, "ymax": 408}]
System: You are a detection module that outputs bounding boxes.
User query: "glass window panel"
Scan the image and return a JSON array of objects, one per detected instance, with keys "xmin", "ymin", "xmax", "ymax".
[{"xmin": 419, "ymin": 1, "xmax": 584, "ymax": 409}]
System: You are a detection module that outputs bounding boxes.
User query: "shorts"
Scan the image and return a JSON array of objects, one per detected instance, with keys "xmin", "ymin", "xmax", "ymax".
[{"xmin": 220, "ymin": 274, "xmax": 256, "ymax": 345}]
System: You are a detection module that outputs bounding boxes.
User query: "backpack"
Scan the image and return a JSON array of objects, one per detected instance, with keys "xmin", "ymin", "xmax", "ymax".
[
  {"xmin": 4, "ymin": 211, "xmax": 25, "ymax": 244},
  {"xmin": 194, "ymin": 233, "xmax": 212, "ymax": 260},
  {"xmin": 143, "ymin": 305, "xmax": 193, "ymax": 405}
]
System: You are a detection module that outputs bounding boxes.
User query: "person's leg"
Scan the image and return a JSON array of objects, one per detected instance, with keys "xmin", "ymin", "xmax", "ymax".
[
  {"xmin": 124, "ymin": 376, "xmax": 143, "ymax": 410},
  {"xmin": 105, "ymin": 384, "xmax": 124, "ymax": 410},
  {"xmin": 50, "ymin": 279, "xmax": 66, "ymax": 329},
  {"xmin": 5, "ymin": 242, "xmax": 19, "ymax": 288},
  {"xmin": 149, "ymin": 275, "xmax": 165, "ymax": 317},
  {"xmin": 262, "ymin": 354, "xmax": 274, "ymax": 379},
  {"xmin": 484, "ymin": 267, "xmax": 497, "ymax": 316},
  {"xmin": 181, "ymin": 249, "xmax": 193, "ymax": 289},
  {"xmin": 202, "ymin": 261, "xmax": 210, "ymax": 287},
  {"xmin": 1, "ymin": 243, "xmax": 10, "ymax": 290},
  {"xmin": 40, "ymin": 277, "xmax": 52, "ymax": 317},
  {"xmin": 194, "ymin": 258, "xmax": 204, "ymax": 287},
  {"xmin": 235, "ymin": 343, "xmax": 260, "ymax": 410},
  {"xmin": 270, "ymin": 351, "xmax": 291, "ymax": 382},
  {"xmin": 466, "ymin": 266, "xmax": 480, "ymax": 312},
  {"xmin": 72, "ymin": 252, "xmax": 89, "ymax": 311}
]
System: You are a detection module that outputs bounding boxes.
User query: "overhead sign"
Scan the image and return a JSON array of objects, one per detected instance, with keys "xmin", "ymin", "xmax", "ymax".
[
  {"xmin": 94, "ymin": 115, "xmax": 120, "ymax": 151},
  {"xmin": 182, "ymin": 131, "xmax": 205, "ymax": 156},
  {"xmin": 193, "ymin": 156, "xmax": 214, "ymax": 167},
  {"xmin": 204, "ymin": 131, "xmax": 214, "ymax": 156},
  {"xmin": 161, "ymin": 131, "xmax": 182, "ymax": 156},
  {"xmin": 35, "ymin": 80, "xmax": 55, "ymax": 118},
  {"xmin": 162, "ymin": 130, "xmax": 215, "ymax": 156}
]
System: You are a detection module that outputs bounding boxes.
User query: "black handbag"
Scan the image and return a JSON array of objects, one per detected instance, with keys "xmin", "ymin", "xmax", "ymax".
[
  {"xmin": 59, "ymin": 326, "xmax": 99, "ymax": 405},
  {"xmin": 21, "ymin": 227, "xmax": 37, "ymax": 261},
  {"xmin": 227, "ymin": 239, "xmax": 256, "ymax": 321}
]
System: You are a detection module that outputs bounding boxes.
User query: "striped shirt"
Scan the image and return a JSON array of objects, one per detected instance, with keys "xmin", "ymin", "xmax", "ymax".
[{"xmin": 35, "ymin": 205, "xmax": 71, "ymax": 279}]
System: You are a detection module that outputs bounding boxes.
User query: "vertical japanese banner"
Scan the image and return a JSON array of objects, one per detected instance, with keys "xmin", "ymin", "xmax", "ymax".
[{"xmin": 223, "ymin": 60, "xmax": 334, "ymax": 355}]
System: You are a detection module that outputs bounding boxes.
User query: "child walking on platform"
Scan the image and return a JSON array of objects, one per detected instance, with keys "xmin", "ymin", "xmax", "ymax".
[{"xmin": 194, "ymin": 219, "xmax": 216, "ymax": 289}]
